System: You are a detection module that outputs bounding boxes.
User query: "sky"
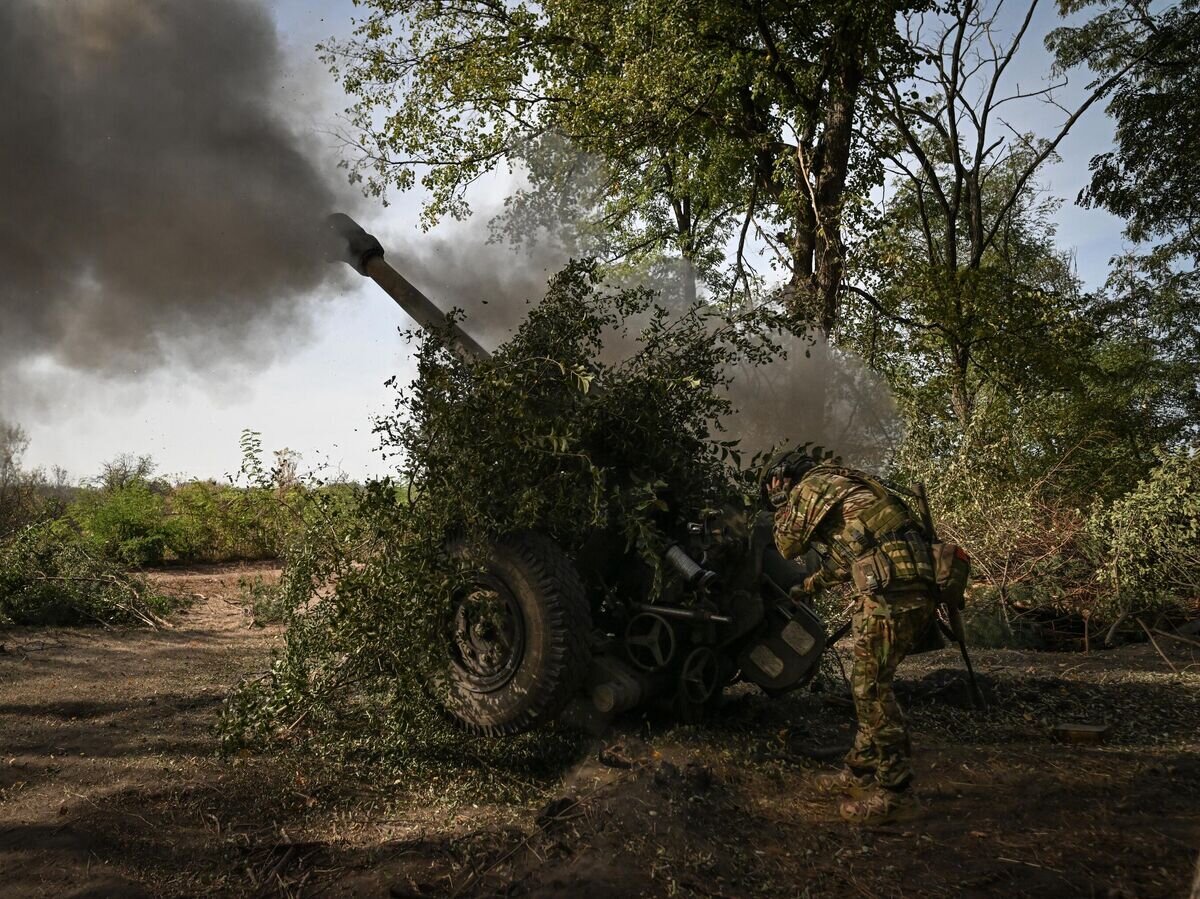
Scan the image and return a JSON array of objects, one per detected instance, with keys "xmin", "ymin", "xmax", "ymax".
[{"xmin": 13, "ymin": 0, "xmax": 1129, "ymax": 484}]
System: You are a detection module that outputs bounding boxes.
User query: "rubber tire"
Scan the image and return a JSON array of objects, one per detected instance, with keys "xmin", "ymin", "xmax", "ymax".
[{"xmin": 441, "ymin": 532, "xmax": 592, "ymax": 737}]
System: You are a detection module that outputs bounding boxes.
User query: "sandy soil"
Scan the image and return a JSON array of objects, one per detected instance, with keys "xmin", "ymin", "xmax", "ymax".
[{"xmin": 1, "ymin": 564, "xmax": 1197, "ymax": 898}]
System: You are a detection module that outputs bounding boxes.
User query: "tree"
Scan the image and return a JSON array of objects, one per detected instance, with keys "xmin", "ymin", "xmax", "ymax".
[
  {"xmin": 95, "ymin": 454, "xmax": 158, "ymax": 493},
  {"xmin": 0, "ymin": 420, "xmax": 31, "ymax": 537},
  {"xmin": 1049, "ymin": 0, "xmax": 1200, "ymax": 265},
  {"xmin": 836, "ymin": 0, "xmax": 1184, "ymax": 471},
  {"xmin": 322, "ymin": 0, "xmax": 922, "ymax": 330},
  {"xmin": 1048, "ymin": 0, "xmax": 1200, "ymax": 440},
  {"xmin": 845, "ymin": 151, "xmax": 1108, "ymax": 473}
]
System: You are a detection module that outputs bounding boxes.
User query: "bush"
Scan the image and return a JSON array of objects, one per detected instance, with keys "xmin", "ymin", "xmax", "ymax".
[
  {"xmin": 904, "ymin": 439, "xmax": 1199, "ymax": 641},
  {"xmin": 238, "ymin": 574, "xmax": 288, "ymax": 626},
  {"xmin": 72, "ymin": 479, "xmax": 171, "ymax": 565},
  {"xmin": 1089, "ymin": 446, "xmax": 1200, "ymax": 619},
  {"xmin": 166, "ymin": 480, "xmax": 294, "ymax": 562},
  {"xmin": 66, "ymin": 440, "xmax": 331, "ymax": 566},
  {"xmin": 902, "ymin": 443, "xmax": 1098, "ymax": 613},
  {"xmin": 0, "ymin": 521, "xmax": 177, "ymax": 627},
  {"xmin": 0, "ymin": 421, "xmax": 74, "ymax": 538}
]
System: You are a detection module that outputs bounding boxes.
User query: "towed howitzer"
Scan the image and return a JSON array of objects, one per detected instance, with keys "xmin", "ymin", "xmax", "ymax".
[{"xmin": 325, "ymin": 212, "xmax": 825, "ymax": 736}]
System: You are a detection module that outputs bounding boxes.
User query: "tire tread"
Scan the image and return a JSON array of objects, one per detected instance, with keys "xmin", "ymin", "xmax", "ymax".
[{"xmin": 455, "ymin": 531, "xmax": 591, "ymax": 737}]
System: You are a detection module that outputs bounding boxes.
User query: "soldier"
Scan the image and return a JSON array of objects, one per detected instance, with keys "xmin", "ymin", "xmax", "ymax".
[{"xmin": 766, "ymin": 448, "xmax": 937, "ymax": 825}]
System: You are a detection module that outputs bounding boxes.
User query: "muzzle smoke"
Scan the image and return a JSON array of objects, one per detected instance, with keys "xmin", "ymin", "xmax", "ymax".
[
  {"xmin": 0, "ymin": 0, "xmax": 341, "ymax": 397},
  {"xmin": 390, "ymin": 215, "xmax": 900, "ymax": 467}
]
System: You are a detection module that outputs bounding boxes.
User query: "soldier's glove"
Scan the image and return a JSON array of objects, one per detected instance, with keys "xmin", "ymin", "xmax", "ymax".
[
  {"xmin": 768, "ymin": 489, "xmax": 790, "ymax": 509},
  {"xmin": 788, "ymin": 572, "xmax": 825, "ymax": 603}
]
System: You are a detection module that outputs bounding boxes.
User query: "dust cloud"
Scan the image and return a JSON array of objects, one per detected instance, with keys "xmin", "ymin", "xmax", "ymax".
[{"xmin": 0, "ymin": 0, "xmax": 344, "ymax": 400}]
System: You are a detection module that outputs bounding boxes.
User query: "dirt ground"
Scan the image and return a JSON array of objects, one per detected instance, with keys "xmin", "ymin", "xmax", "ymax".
[{"xmin": 1, "ymin": 563, "xmax": 1197, "ymax": 898}]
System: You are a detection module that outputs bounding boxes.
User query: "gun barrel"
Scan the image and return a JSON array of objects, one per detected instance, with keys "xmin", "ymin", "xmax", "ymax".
[{"xmin": 325, "ymin": 213, "xmax": 491, "ymax": 363}]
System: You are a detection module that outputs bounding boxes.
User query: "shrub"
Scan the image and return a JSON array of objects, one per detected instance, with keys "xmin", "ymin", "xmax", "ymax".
[
  {"xmin": 903, "ymin": 443, "xmax": 1098, "ymax": 613},
  {"xmin": 71, "ymin": 478, "xmax": 171, "ymax": 566},
  {"xmin": 166, "ymin": 480, "xmax": 294, "ymax": 562},
  {"xmin": 1089, "ymin": 446, "xmax": 1200, "ymax": 619},
  {"xmin": 68, "ymin": 443, "xmax": 324, "ymax": 566},
  {"xmin": 238, "ymin": 574, "xmax": 288, "ymax": 626},
  {"xmin": 0, "ymin": 520, "xmax": 176, "ymax": 627}
]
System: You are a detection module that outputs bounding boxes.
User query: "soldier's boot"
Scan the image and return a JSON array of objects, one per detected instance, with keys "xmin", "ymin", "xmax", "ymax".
[
  {"xmin": 812, "ymin": 768, "xmax": 873, "ymax": 797},
  {"xmin": 838, "ymin": 787, "xmax": 921, "ymax": 826}
]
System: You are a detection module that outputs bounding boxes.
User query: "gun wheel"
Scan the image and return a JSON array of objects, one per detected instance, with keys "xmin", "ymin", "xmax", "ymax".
[
  {"xmin": 451, "ymin": 584, "xmax": 525, "ymax": 690},
  {"xmin": 440, "ymin": 532, "xmax": 591, "ymax": 737}
]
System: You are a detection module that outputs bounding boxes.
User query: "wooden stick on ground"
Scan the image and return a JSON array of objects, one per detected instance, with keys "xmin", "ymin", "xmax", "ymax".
[
  {"xmin": 1137, "ymin": 617, "xmax": 1179, "ymax": 674},
  {"xmin": 1154, "ymin": 627, "xmax": 1200, "ymax": 650}
]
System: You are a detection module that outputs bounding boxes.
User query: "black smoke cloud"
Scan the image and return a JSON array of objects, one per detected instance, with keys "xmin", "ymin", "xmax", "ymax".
[{"xmin": 0, "ymin": 0, "xmax": 342, "ymax": 388}]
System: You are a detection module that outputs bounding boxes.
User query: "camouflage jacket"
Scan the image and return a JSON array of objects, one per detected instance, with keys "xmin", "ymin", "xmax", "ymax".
[{"xmin": 773, "ymin": 464, "xmax": 932, "ymax": 591}]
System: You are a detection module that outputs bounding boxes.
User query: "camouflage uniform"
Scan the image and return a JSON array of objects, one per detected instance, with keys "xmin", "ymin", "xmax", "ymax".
[{"xmin": 773, "ymin": 464, "xmax": 935, "ymax": 792}]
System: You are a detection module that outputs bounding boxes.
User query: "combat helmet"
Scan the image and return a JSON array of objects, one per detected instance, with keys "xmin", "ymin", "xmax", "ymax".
[{"xmin": 757, "ymin": 442, "xmax": 839, "ymax": 507}]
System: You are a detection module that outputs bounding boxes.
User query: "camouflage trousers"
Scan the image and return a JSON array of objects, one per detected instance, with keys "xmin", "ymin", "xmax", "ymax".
[{"xmin": 845, "ymin": 590, "xmax": 935, "ymax": 791}]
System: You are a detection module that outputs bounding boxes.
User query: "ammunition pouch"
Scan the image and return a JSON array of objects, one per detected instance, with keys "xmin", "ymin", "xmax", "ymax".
[
  {"xmin": 932, "ymin": 542, "xmax": 971, "ymax": 610},
  {"xmin": 850, "ymin": 530, "xmax": 935, "ymax": 595},
  {"xmin": 851, "ymin": 549, "xmax": 893, "ymax": 594},
  {"xmin": 843, "ymin": 494, "xmax": 936, "ymax": 597}
]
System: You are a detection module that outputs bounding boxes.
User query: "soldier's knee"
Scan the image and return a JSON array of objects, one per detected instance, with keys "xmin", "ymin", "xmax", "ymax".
[{"xmin": 852, "ymin": 680, "xmax": 880, "ymax": 703}]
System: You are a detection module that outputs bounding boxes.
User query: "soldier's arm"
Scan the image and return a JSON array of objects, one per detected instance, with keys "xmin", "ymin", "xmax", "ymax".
[
  {"xmin": 772, "ymin": 484, "xmax": 810, "ymax": 561},
  {"xmin": 803, "ymin": 554, "xmax": 851, "ymax": 593}
]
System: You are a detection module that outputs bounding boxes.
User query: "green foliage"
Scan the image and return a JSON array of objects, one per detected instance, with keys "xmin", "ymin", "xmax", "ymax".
[
  {"xmin": 238, "ymin": 575, "xmax": 288, "ymax": 627},
  {"xmin": 959, "ymin": 587, "xmax": 1048, "ymax": 650},
  {"xmin": 321, "ymin": 0, "xmax": 924, "ymax": 322},
  {"xmin": 221, "ymin": 263, "xmax": 775, "ymax": 795},
  {"xmin": 835, "ymin": 5, "xmax": 1198, "ymax": 629},
  {"xmin": 843, "ymin": 149, "xmax": 1177, "ymax": 525},
  {"xmin": 1050, "ymin": 0, "xmax": 1200, "ymax": 264},
  {"xmin": 166, "ymin": 479, "xmax": 293, "ymax": 563},
  {"xmin": 64, "ymin": 437, "xmax": 344, "ymax": 567},
  {"xmin": 72, "ymin": 476, "xmax": 171, "ymax": 566},
  {"xmin": 0, "ymin": 433, "xmax": 177, "ymax": 628},
  {"xmin": 0, "ymin": 520, "xmax": 176, "ymax": 628},
  {"xmin": 0, "ymin": 420, "xmax": 33, "ymax": 538},
  {"xmin": 0, "ymin": 420, "xmax": 74, "ymax": 538},
  {"xmin": 1047, "ymin": 0, "xmax": 1200, "ymax": 442},
  {"xmin": 1089, "ymin": 447, "xmax": 1200, "ymax": 618}
]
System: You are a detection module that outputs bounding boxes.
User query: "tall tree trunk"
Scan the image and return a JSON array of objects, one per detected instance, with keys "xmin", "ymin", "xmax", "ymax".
[
  {"xmin": 813, "ymin": 55, "xmax": 860, "ymax": 334},
  {"xmin": 681, "ymin": 257, "xmax": 697, "ymax": 307},
  {"xmin": 784, "ymin": 34, "xmax": 863, "ymax": 337}
]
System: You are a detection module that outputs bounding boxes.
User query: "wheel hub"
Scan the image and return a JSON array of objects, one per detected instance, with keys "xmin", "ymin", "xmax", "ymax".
[{"xmin": 451, "ymin": 583, "xmax": 525, "ymax": 692}]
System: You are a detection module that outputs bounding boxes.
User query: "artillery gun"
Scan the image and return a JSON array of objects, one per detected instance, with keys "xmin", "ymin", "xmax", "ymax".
[{"xmin": 326, "ymin": 213, "xmax": 828, "ymax": 735}]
